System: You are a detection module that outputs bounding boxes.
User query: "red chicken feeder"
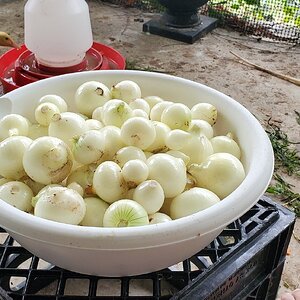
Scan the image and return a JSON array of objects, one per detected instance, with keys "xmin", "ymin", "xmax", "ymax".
[{"xmin": 0, "ymin": 42, "xmax": 126, "ymax": 94}]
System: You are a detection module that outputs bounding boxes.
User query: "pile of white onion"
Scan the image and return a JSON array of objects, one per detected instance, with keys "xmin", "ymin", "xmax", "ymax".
[{"xmin": 0, "ymin": 80, "xmax": 245, "ymax": 227}]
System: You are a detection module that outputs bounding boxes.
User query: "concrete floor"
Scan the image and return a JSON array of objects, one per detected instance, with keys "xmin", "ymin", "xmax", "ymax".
[{"xmin": 0, "ymin": 0, "xmax": 299, "ymax": 298}]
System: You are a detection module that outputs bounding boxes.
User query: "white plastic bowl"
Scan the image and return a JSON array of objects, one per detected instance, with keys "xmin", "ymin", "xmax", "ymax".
[{"xmin": 0, "ymin": 70, "xmax": 274, "ymax": 276}]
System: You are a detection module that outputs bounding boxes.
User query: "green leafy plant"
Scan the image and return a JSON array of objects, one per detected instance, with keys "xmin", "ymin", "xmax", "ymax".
[{"xmin": 266, "ymin": 112, "xmax": 300, "ymax": 216}]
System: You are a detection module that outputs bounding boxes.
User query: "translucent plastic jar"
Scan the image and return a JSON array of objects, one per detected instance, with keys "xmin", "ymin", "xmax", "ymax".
[{"xmin": 24, "ymin": 0, "xmax": 93, "ymax": 67}]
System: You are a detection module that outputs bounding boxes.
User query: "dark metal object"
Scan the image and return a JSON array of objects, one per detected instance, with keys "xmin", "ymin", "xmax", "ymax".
[
  {"xmin": 143, "ymin": 0, "xmax": 218, "ymax": 43},
  {"xmin": 0, "ymin": 196, "xmax": 296, "ymax": 299}
]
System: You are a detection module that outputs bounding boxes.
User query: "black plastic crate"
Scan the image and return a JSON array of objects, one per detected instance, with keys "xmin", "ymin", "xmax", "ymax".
[{"xmin": 0, "ymin": 196, "xmax": 296, "ymax": 300}]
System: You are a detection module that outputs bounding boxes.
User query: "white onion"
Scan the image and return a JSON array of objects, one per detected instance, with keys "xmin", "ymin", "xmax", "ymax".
[
  {"xmin": 146, "ymin": 121, "xmax": 170, "ymax": 153},
  {"xmin": 85, "ymin": 119, "xmax": 104, "ymax": 131},
  {"xmin": 67, "ymin": 182, "xmax": 84, "ymax": 197},
  {"xmin": 72, "ymin": 130, "xmax": 105, "ymax": 165},
  {"xmin": 122, "ymin": 159, "xmax": 149, "ymax": 188},
  {"xmin": 165, "ymin": 129, "xmax": 191, "ymax": 151},
  {"xmin": 210, "ymin": 135, "xmax": 241, "ymax": 159},
  {"xmin": 103, "ymin": 199, "xmax": 149, "ymax": 227},
  {"xmin": 34, "ymin": 186, "xmax": 86, "ymax": 225},
  {"xmin": 191, "ymin": 103, "xmax": 218, "ymax": 125},
  {"xmin": 188, "ymin": 119, "xmax": 214, "ymax": 139},
  {"xmin": 188, "ymin": 153, "xmax": 246, "ymax": 199},
  {"xmin": 149, "ymin": 212, "xmax": 172, "ymax": 224},
  {"xmin": 38, "ymin": 94, "xmax": 68, "ymax": 112},
  {"xmin": 35, "ymin": 102, "xmax": 60, "ymax": 126},
  {"xmin": 101, "ymin": 99, "xmax": 133, "ymax": 127},
  {"xmin": 0, "ymin": 181, "xmax": 33, "ymax": 212},
  {"xmin": 92, "ymin": 106, "xmax": 104, "ymax": 122},
  {"xmin": 111, "ymin": 80, "xmax": 142, "ymax": 103},
  {"xmin": 143, "ymin": 95, "xmax": 163, "ymax": 109},
  {"xmin": 161, "ymin": 103, "xmax": 191, "ymax": 131},
  {"xmin": 48, "ymin": 112, "xmax": 87, "ymax": 147},
  {"xmin": 149, "ymin": 101, "xmax": 173, "ymax": 121},
  {"xmin": 113, "ymin": 146, "xmax": 147, "ymax": 168},
  {"xmin": 147, "ymin": 153, "xmax": 186, "ymax": 198},
  {"xmin": 132, "ymin": 109, "xmax": 149, "ymax": 119},
  {"xmin": 181, "ymin": 134, "xmax": 214, "ymax": 165},
  {"xmin": 93, "ymin": 161, "xmax": 128, "ymax": 204},
  {"xmin": 32, "ymin": 184, "xmax": 64, "ymax": 207},
  {"xmin": 0, "ymin": 136, "xmax": 32, "ymax": 180},
  {"xmin": 133, "ymin": 180, "xmax": 165, "ymax": 214},
  {"xmin": 99, "ymin": 125, "xmax": 125, "ymax": 161},
  {"xmin": 166, "ymin": 150, "xmax": 190, "ymax": 166},
  {"xmin": 170, "ymin": 187, "xmax": 220, "ymax": 219},
  {"xmin": 129, "ymin": 98, "xmax": 150, "ymax": 115},
  {"xmin": 0, "ymin": 114, "xmax": 30, "ymax": 142},
  {"xmin": 80, "ymin": 197, "xmax": 109, "ymax": 227},
  {"xmin": 74, "ymin": 81, "xmax": 111, "ymax": 117},
  {"xmin": 120, "ymin": 117, "xmax": 156, "ymax": 150},
  {"xmin": 66, "ymin": 164, "xmax": 97, "ymax": 197},
  {"xmin": 23, "ymin": 136, "xmax": 73, "ymax": 185}
]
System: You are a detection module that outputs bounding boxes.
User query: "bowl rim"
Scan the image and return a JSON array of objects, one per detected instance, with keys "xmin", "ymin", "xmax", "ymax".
[{"xmin": 0, "ymin": 70, "xmax": 274, "ymax": 249}]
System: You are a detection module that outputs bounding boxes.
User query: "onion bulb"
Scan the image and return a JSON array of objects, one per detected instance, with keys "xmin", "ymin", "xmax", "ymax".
[
  {"xmin": 170, "ymin": 187, "xmax": 220, "ymax": 219},
  {"xmin": 146, "ymin": 121, "xmax": 170, "ymax": 153},
  {"xmin": 147, "ymin": 153, "xmax": 186, "ymax": 198},
  {"xmin": 210, "ymin": 135, "xmax": 241, "ymax": 159},
  {"xmin": 34, "ymin": 186, "xmax": 86, "ymax": 225},
  {"xmin": 133, "ymin": 180, "xmax": 164, "ymax": 214},
  {"xmin": 23, "ymin": 136, "xmax": 73, "ymax": 185},
  {"xmin": 72, "ymin": 130, "xmax": 105, "ymax": 165},
  {"xmin": 132, "ymin": 109, "xmax": 149, "ymax": 119},
  {"xmin": 93, "ymin": 161, "xmax": 128, "ymax": 204},
  {"xmin": 0, "ymin": 114, "xmax": 30, "ymax": 142},
  {"xmin": 143, "ymin": 95, "xmax": 163, "ymax": 109},
  {"xmin": 149, "ymin": 212, "xmax": 172, "ymax": 224},
  {"xmin": 180, "ymin": 134, "xmax": 214, "ymax": 165},
  {"xmin": 165, "ymin": 129, "xmax": 191, "ymax": 151},
  {"xmin": 166, "ymin": 150, "xmax": 190, "ymax": 166},
  {"xmin": 92, "ymin": 106, "xmax": 104, "ymax": 122},
  {"xmin": 101, "ymin": 99, "xmax": 133, "ymax": 127},
  {"xmin": 85, "ymin": 119, "xmax": 104, "ymax": 131},
  {"xmin": 67, "ymin": 182, "xmax": 84, "ymax": 197},
  {"xmin": 66, "ymin": 164, "xmax": 97, "ymax": 196},
  {"xmin": 35, "ymin": 102, "xmax": 60, "ymax": 126},
  {"xmin": 100, "ymin": 126, "xmax": 125, "ymax": 161},
  {"xmin": 38, "ymin": 95, "xmax": 68, "ymax": 112},
  {"xmin": 191, "ymin": 103, "xmax": 218, "ymax": 125},
  {"xmin": 122, "ymin": 159, "xmax": 149, "ymax": 188},
  {"xmin": 0, "ymin": 136, "xmax": 32, "ymax": 180},
  {"xmin": 103, "ymin": 199, "xmax": 149, "ymax": 227},
  {"xmin": 111, "ymin": 80, "xmax": 142, "ymax": 103},
  {"xmin": 149, "ymin": 101, "xmax": 173, "ymax": 122},
  {"xmin": 0, "ymin": 181, "xmax": 33, "ymax": 212},
  {"xmin": 80, "ymin": 197, "xmax": 109, "ymax": 227},
  {"xmin": 129, "ymin": 98, "xmax": 150, "ymax": 115},
  {"xmin": 120, "ymin": 117, "xmax": 156, "ymax": 150},
  {"xmin": 74, "ymin": 81, "xmax": 111, "ymax": 117},
  {"xmin": 161, "ymin": 103, "xmax": 191, "ymax": 131},
  {"xmin": 49, "ymin": 112, "xmax": 87, "ymax": 147},
  {"xmin": 31, "ymin": 184, "xmax": 63, "ymax": 207},
  {"xmin": 113, "ymin": 146, "xmax": 147, "ymax": 167},
  {"xmin": 188, "ymin": 119, "xmax": 214, "ymax": 139},
  {"xmin": 188, "ymin": 153, "xmax": 246, "ymax": 199}
]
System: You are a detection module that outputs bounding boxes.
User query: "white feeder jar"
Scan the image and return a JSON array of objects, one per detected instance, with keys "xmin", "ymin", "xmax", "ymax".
[{"xmin": 24, "ymin": 0, "xmax": 93, "ymax": 68}]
